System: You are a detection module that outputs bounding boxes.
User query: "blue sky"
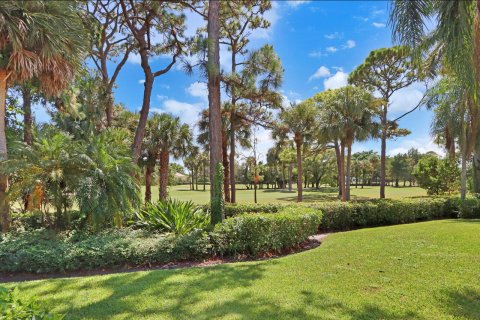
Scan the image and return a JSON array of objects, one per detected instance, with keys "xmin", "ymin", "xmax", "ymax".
[{"xmin": 34, "ymin": 0, "xmax": 442, "ymax": 162}]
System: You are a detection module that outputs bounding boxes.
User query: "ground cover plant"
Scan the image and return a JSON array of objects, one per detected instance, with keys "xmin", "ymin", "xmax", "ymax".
[{"xmin": 2, "ymin": 220, "xmax": 479, "ymax": 319}]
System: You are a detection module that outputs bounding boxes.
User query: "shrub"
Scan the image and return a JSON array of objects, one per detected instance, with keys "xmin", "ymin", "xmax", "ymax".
[
  {"xmin": 0, "ymin": 286, "xmax": 63, "ymax": 319},
  {"xmin": 132, "ymin": 199, "xmax": 210, "ymax": 235},
  {"xmin": 313, "ymin": 198, "xmax": 453, "ymax": 231},
  {"xmin": 413, "ymin": 156, "xmax": 460, "ymax": 195},
  {"xmin": 445, "ymin": 197, "xmax": 480, "ymax": 219},
  {"xmin": 211, "ymin": 207, "xmax": 322, "ymax": 256},
  {"xmin": 0, "ymin": 228, "xmax": 211, "ymax": 273}
]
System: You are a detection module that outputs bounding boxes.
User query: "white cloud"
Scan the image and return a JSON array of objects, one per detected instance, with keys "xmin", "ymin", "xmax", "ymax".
[
  {"xmin": 186, "ymin": 81, "xmax": 208, "ymax": 101},
  {"xmin": 323, "ymin": 71, "xmax": 348, "ymax": 90},
  {"xmin": 344, "ymin": 40, "xmax": 356, "ymax": 49},
  {"xmin": 308, "ymin": 50, "xmax": 325, "ymax": 58},
  {"xmin": 388, "ymin": 137, "xmax": 445, "ymax": 157},
  {"xmin": 308, "ymin": 66, "xmax": 331, "ymax": 81},
  {"xmin": 324, "ymin": 32, "xmax": 343, "ymax": 39},
  {"xmin": 152, "ymin": 99, "xmax": 204, "ymax": 127},
  {"xmin": 156, "ymin": 94, "xmax": 167, "ymax": 101},
  {"xmin": 371, "ymin": 9, "xmax": 385, "ymax": 16},
  {"xmin": 138, "ymin": 79, "xmax": 145, "ymax": 84},
  {"xmin": 389, "ymin": 82, "xmax": 425, "ymax": 115},
  {"xmin": 128, "ymin": 54, "xmax": 142, "ymax": 64},
  {"xmin": 372, "ymin": 22, "xmax": 386, "ymax": 28},
  {"xmin": 286, "ymin": 1, "xmax": 311, "ymax": 8},
  {"xmin": 326, "ymin": 46, "xmax": 338, "ymax": 53}
]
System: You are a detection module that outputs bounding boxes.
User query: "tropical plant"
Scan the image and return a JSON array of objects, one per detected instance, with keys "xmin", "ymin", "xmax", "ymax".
[
  {"xmin": 276, "ymin": 101, "xmax": 317, "ymax": 202},
  {"xmin": 0, "ymin": 0, "xmax": 86, "ymax": 232},
  {"xmin": 133, "ymin": 199, "xmax": 210, "ymax": 236},
  {"xmin": 314, "ymin": 86, "xmax": 378, "ymax": 201},
  {"xmin": 147, "ymin": 113, "xmax": 191, "ymax": 201},
  {"xmin": 75, "ymin": 129, "xmax": 141, "ymax": 229}
]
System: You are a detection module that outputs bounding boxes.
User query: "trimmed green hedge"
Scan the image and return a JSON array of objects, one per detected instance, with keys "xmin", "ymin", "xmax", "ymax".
[
  {"xmin": 0, "ymin": 208, "xmax": 322, "ymax": 273},
  {"xmin": 211, "ymin": 207, "xmax": 322, "ymax": 256},
  {"xmin": 223, "ymin": 197, "xmax": 480, "ymax": 231}
]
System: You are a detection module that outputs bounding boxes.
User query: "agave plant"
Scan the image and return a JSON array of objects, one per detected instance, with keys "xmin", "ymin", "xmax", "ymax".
[{"xmin": 133, "ymin": 199, "xmax": 210, "ymax": 236}]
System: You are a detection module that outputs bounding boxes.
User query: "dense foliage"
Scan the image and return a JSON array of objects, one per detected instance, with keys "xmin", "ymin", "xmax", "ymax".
[
  {"xmin": 0, "ymin": 286, "xmax": 63, "ymax": 319},
  {"xmin": 132, "ymin": 199, "xmax": 210, "ymax": 235},
  {"xmin": 413, "ymin": 156, "xmax": 460, "ymax": 195}
]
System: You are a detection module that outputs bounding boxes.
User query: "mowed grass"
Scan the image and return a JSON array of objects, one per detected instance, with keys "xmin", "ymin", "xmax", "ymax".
[
  {"xmin": 145, "ymin": 184, "xmax": 427, "ymax": 204},
  {"xmin": 4, "ymin": 220, "xmax": 479, "ymax": 319}
]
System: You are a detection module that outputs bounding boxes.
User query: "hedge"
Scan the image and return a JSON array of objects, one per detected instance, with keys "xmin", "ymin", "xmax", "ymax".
[
  {"xmin": 211, "ymin": 207, "xmax": 322, "ymax": 256},
  {"xmin": 222, "ymin": 196, "xmax": 480, "ymax": 231},
  {"xmin": 0, "ymin": 208, "xmax": 322, "ymax": 273}
]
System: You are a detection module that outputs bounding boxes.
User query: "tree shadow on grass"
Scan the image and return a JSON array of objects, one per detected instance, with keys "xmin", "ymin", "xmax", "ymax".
[
  {"xmin": 437, "ymin": 287, "xmax": 480, "ymax": 319},
  {"xmin": 17, "ymin": 262, "xmax": 428, "ymax": 320}
]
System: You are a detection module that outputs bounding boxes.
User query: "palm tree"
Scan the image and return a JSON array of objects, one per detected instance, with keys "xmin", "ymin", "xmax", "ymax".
[
  {"xmin": 149, "ymin": 113, "xmax": 191, "ymax": 201},
  {"xmin": 315, "ymin": 86, "xmax": 377, "ymax": 201},
  {"xmin": 277, "ymin": 102, "xmax": 317, "ymax": 202},
  {"xmin": 0, "ymin": 1, "xmax": 86, "ymax": 231}
]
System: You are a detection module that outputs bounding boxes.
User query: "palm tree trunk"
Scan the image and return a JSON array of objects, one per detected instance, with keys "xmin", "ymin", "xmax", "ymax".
[
  {"xmin": 0, "ymin": 69, "xmax": 10, "ymax": 232},
  {"xmin": 334, "ymin": 141, "xmax": 342, "ymax": 197},
  {"xmin": 145, "ymin": 165, "xmax": 153, "ymax": 203},
  {"xmin": 295, "ymin": 134, "xmax": 303, "ymax": 202},
  {"xmin": 461, "ymin": 147, "xmax": 468, "ymax": 200},
  {"xmin": 340, "ymin": 142, "xmax": 347, "ymax": 202},
  {"xmin": 159, "ymin": 150, "xmax": 169, "ymax": 201},
  {"xmin": 203, "ymin": 163, "xmax": 206, "ymax": 191},
  {"xmin": 288, "ymin": 164, "xmax": 293, "ymax": 192},
  {"xmin": 207, "ymin": 0, "xmax": 224, "ymax": 224},
  {"xmin": 346, "ymin": 143, "xmax": 352, "ymax": 201}
]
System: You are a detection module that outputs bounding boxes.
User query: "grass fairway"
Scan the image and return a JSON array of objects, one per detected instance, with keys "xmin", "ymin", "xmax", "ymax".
[
  {"xmin": 4, "ymin": 220, "xmax": 479, "ymax": 319},
  {"xmin": 144, "ymin": 185, "xmax": 427, "ymax": 204}
]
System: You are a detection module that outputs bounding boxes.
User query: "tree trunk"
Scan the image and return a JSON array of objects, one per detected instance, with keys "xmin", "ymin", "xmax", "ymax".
[
  {"xmin": 22, "ymin": 87, "xmax": 33, "ymax": 145},
  {"xmin": 159, "ymin": 150, "xmax": 169, "ymax": 201},
  {"xmin": 222, "ymin": 137, "xmax": 230, "ymax": 202},
  {"xmin": 288, "ymin": 164, "xmax": 293, "ymax": 192},
  {"xmin": 295, "ymin": 134, "xmax": 303, "ymax": 202},
  {"xmin": 105, "ymin": 91, "xmax": 114, "ymax": 127},
  {"xmin": 345, "ymin": 143, "xmax": 352, "ymax": 201},
  {"xmin": 380, "ymin": 109, "xmax": 387, "ymax": 199},
  {"xmin": 132, "ymin": 54, "xmax": 154, "ymax": 162},
  {"xmin": 461, "ymin": 150, "xmax": 468, "ymax": 200},
  {"xmin": 230, "ymin": 47, "xmax": 237, "ymax": 204},
  {"xmin": 0, "ymin": 69, "xmax": 10, "ymax": 232},
  {"xmin": 203, "ymin": 164, "xmax": 206, "ymax": 191},
  {"xmin": 340, "ymin": 142, "xmax": 347, "ymax": 202},
  {"xmin": 145, "ymin": 165, "xmax": 153, "ymax": 203},
  {"xmin": 472, "ymin": 148, "xmax": 480, "ymax": 193},
  {"xmin": 334, "ymin": 141, "xmax": 342, "ymax": 198},
  {"xmin": 207, "ymin": 0, "xmax": 224, "ymax": 224}
]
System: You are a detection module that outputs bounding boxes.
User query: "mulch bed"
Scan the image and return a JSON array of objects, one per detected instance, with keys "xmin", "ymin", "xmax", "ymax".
[{"xmin": 0, "ymin": 233, "xmax": 330, "ymax": 284}]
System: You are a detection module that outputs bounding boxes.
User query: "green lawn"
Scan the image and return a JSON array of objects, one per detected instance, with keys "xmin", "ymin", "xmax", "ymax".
[
  {"xmin": 4, "ymin": 220, "xmax": 479, "ymax": 319},
  {"xmin": 145, "ymin": 185, "xmax": 427, "ymax": 204}
]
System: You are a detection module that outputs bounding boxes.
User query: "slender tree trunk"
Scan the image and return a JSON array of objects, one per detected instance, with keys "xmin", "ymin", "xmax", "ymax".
[
  {"xmin": 472, "ymin": 148, "xmax": 480, "ymax": 193},
  {"xmin": 145, "ymin": 165, "xmax": 153, "ymax": 203},
  {"xmin": 105, "ymin": 91, "xmax": 114, "ymax": 127},
  {"xmin": 0, "ymin": 69, "xmax": 10, "ymax": 232},
  {"xmin": 159, "ymin": 150, "xmax": 169, "ymax": 201},
  {"xmin": 340, "ymin": 142, "xmax": 347, "ymax": 202},
  {"xmin": 132, "ymin": 55, "xmax": 154, "ymax": 162},
  {"xmin": 22, "ymin": 87, "xmax": 33, "ymax": 145},
  {"xmin": 288, "ymin": 164, "xmax": 293, "ymax": 191},
  {"xmin": 295, "ymin": 134, "xmax": 303, "ymax": 202},
  {"xmin": 207, "ymin": 0, "xmax": 224, "ymax": 224},
  {"xmin": 334, "ymin": 141, "xmax": 342, "ymax": 198},
  {"xmin": 203, "ymin": 164, "xmax": 206, "ymax": 191},
  {"xmin": 346, "ymin": 143, "xmax": 352, "ymax": 201},
  {"xmin": 380, "ymin": 108, "xmax": 387, "ymax": 199},
  {"xmin": 222, "ymin": 137, "xmax": 230, "ymax": 202},
  {"xmin": 461, "ymin": 148, "xmax": 468, "ymax": 200}
]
